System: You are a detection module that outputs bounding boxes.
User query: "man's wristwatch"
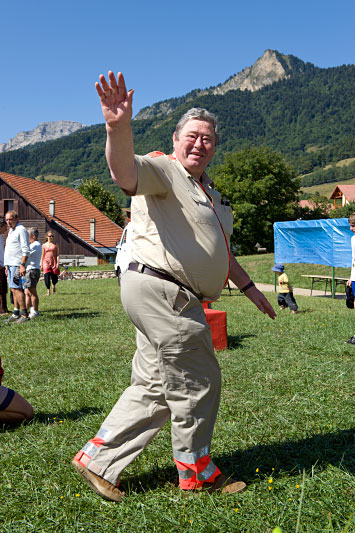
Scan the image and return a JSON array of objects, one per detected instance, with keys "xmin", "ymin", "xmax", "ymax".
[
  {"xmin": 20, "ymin": 262, "xmax": 26, "ymax": 267},
  {"xmin": 240, "ymin": 280, "xmax": 255, "ymax": 293}
]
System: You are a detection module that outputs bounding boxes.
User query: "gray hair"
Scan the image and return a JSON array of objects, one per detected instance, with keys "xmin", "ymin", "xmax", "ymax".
[
  {"xmin": 5, "ymin": 210, "xmax": 18, "ymax": 219},
  {"xmin": 174, "ymin": 108, "xmax": 219, "ymax": 145},
  {"xmin": 28, "ymin": 227, "xmax": 39, "ymax": 240}
]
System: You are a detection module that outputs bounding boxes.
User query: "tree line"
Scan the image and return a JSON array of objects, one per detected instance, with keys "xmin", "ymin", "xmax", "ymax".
[
  {"xmin": 301, "ymin": 160, "xmax": 355, "ymax": 187},
  {"xmin": 0, "ymin": 63, "xmax": 354, "ymax": 196}
]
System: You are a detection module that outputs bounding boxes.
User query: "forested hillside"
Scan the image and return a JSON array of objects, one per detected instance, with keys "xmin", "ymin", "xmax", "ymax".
[{"xmin": 0, "ymin": 60, "xmax": 354, "ymax": 205}]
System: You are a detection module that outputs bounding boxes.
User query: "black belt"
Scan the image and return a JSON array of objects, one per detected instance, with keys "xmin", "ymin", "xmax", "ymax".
[{"xmin": 128, "ymin": 262, "xmax": 195, "ymax": 295}]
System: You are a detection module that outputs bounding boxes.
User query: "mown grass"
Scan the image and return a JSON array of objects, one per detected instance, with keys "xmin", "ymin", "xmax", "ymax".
[{"xmin": 0, "ymin": 277, "xmax": 354, "ymax": 533}]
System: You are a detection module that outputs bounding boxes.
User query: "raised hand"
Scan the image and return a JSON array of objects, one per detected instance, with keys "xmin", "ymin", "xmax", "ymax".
[{"xmin": 95, "ymin": 71, "xmax": 134, "ymax": 129}]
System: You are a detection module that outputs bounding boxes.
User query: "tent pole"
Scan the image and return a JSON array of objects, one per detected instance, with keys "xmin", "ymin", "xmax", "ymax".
[{"xmin": 332, "ymin": 266, "xmax": 335, "ymax": 298}]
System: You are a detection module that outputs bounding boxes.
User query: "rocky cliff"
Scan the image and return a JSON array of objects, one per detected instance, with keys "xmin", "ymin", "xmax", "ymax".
[
  {"xmin": 0, "ymin": 121, "xmax": 87, "ymax": 153},
  {"xmin": 212, "ymin": 49, "xmax": 304, "ymax": 94},
  {"xmin": 135, "ymin": 49, "xmax": 310, "ymax": 120}
]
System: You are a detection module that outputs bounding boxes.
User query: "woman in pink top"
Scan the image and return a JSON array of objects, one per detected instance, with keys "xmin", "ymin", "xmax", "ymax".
[{"xmin": 41, "ymin": 231, "xmax": 60, "ymax": 295}]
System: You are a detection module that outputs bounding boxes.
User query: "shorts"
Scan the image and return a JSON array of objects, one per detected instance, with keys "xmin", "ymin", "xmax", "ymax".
[
  {"xmin": 7, "ymin": 266, "xmax": 24, "ymax": 290},
  {"xmin": 23, "ymin": 269, "xmax": 40, "ymax": 289},
  {"xmin": 0, "ymin": 385, "xmax": 15, "ymax": 410}
]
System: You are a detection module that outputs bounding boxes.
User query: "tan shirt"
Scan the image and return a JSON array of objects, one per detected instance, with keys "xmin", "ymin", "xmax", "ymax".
[{"xmin": 131, "ymin": 152, "xmax": 233, "ymax": 300}]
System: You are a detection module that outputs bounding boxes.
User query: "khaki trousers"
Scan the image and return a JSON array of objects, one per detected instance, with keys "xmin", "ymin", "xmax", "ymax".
[{"xmin": 82, "ymin": 270, "xmax": 221, "ymax": 486}]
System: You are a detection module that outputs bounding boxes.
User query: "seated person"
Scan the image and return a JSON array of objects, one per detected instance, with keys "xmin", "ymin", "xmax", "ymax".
[{"xmin": 0, "ymin": 357, "xmax": 34, "ymax": 423}]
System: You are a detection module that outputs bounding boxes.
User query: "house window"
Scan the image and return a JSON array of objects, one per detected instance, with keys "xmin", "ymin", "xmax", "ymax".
[
  {"xmin": 4, "ymin": 199, "xmax": 14, "ymax": 212},
  {"xmin": 334, "ymin": 197, "xmax": 342, "ymax": 208}
]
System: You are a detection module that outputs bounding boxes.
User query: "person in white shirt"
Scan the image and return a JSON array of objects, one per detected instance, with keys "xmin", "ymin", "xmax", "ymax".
[
  {"xmin": 24, "ymin": 228, "xmax": 42, "ymax": 319},
  {"xmin": 4, "ymin": 211, "xmax": 30, "ymax": 324},
  {"xmin": 0, "ymin": 218, "xmax": 9, "ymax": 315}
]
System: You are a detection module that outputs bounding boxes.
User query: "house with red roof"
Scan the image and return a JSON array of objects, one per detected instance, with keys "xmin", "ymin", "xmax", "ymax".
[
  {"xmin": 329, "ymin": 184, "xmax": 355, "ymax": 209},
  {"xmin": 0, "ymin": 172, "xmax": 123, "ymax": 265}
]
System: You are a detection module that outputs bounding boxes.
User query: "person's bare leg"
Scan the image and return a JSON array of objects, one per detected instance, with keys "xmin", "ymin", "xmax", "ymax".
[
  {"xmin": 0, "ymin": 392, "xmax": 34, "ymax": 423},
  {"xmin": 27, "ymin": 287, "xmax": 39, "ymax": 312},
  {"xmin": 25, "ymin": 289, "xmax": 31, "ymax": 311},
  {"xmin": 13, "ymin": 288, "xmax": 26, "ymax": 310}
]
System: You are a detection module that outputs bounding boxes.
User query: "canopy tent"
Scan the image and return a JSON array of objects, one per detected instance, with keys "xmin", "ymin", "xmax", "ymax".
[
  {"xmin": 274, "ymin": 218, "xmax": 352, "ymax": 267},
  {"xmin": 273, "ymin": 218, "xmax": 352, "ymax": 296}
]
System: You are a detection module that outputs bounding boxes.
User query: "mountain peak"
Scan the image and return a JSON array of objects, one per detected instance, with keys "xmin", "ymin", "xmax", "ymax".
[
  {"xmin": 135, "ymin": 50, "xmax": 309, "ymax": 120},
  {"xmin": 213, "ymin": 49, "xmax": 293, "ymax": 94},
  {"xmin": 0, "ymin": 120, "xmax": 87, "ymax": 153}
]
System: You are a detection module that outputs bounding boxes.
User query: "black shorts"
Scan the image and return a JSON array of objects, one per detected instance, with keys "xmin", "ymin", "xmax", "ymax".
[{"xmin": 0, "ymin": 386, "xmax": 15, "ymax": 410}]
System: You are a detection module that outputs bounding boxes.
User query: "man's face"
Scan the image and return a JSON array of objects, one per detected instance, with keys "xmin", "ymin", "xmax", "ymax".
[
  {"xmin": 173, "ymin": 119, "xmax": 216, "ymax": 179},
  {"xmin": 350, "ymin": 222, "xmax": 355, "ymax": 234},
  {"xmin": 5, "ymin": 213, "xmax": 17, "ymax": 229}
]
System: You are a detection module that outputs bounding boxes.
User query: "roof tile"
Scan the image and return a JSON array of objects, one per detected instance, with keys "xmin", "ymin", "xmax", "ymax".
[{"xmin": 0, "ymin": 172, "xmax": 123, "ymax": 248}]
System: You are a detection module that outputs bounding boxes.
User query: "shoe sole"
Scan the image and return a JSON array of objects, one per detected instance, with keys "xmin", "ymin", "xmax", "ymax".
[
  {"xmin": 72, "ymin": 460, "xmax": 124, "ymax": 502},
  {"xmin": 220, "ymin": 481, "xmax": 247, "ymax": 494},
  {"xmin": 196, "ymin": 475, "xmax": 247, "ymax": 495}
]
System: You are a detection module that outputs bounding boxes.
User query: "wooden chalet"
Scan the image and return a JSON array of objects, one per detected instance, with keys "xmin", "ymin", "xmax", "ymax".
[
  {"xmin": 329, "ymin": 184, "xmax": 355, "ymax": 209},
  {"xmin": 0, "ymin": 172, "xmax": 123, "ymax": 265}
]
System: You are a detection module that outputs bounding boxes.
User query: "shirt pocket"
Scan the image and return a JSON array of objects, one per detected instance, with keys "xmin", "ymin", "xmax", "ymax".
[{"xmin": 186, "ymin": 188, "xmax": 217, "ymax": 226}]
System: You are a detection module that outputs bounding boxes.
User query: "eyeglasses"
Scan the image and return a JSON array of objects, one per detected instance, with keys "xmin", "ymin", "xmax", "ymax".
[{"xmin": 48, "ymin": 235, "xmax": 54, "ymax": 238}]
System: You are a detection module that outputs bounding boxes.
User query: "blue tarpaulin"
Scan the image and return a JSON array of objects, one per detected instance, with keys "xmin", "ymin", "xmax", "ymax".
[{"xmin": 273, "ymin": 218, "xmax": 352, "ymax": 267}]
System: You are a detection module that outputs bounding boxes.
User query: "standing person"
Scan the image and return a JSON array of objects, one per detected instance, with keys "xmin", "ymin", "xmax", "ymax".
[
  {"xmin": 345, "ymin": 213, "xmax": 355, "ymax": 344},
  {"xmin": 41, "ymin": 231, "xmax": 59, "ymax": 296},
  {"xmin": 0, "ymin": 218, "xmax": 9, "ymax": 316},
  {"xmin": 24, "ymin": 228, "xmax": 42, "ymax": 319},
  {"xmin": 0, "ymin": 357, "xmax": 34, "ymax": 424},
  {"xmin": 3, "ymin": 211, "xmax": 30, "ymax": 324},
  {"xmin": 72, "ymin": 71, "xmax": 276, "ymax": 502},
  {"xmin": 272, "ymin": 263, "xmax": 298, "ymax": 314}
]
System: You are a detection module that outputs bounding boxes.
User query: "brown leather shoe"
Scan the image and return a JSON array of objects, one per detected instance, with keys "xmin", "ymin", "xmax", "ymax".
[
  {"xmin": 204, "ymin": 474, "xmax": 247, "ymax": 494},
  {"xmin": 72, "ymin": 460, "xmax": 125, "ymax": 502}
]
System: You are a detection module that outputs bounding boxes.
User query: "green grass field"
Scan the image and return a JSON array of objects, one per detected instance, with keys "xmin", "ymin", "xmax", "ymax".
[
  {"xmin": 234, "ymin": 254, "xmax": 350, "ymax": 294},
  {"xmin": 301, "ymin": 176, "xmax": 355, "ymax": 198},
  {"xmin": 70, "ymin": 253, "xmax": 351, "ymax": 294},
  {"xmin": 0, "ymin": 273, "xmax": 354, "ymax": 532}
]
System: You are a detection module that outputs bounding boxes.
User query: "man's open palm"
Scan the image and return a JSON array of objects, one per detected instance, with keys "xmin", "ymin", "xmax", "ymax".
[{"xmin": 95, "ymin": 71, "xmax": 134, "ymax": 128}]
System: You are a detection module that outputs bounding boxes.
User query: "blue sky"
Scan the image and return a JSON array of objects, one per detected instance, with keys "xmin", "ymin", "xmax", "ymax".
[{"xmin": 1, "ymin": 0, "xmax": 354, "ymax": 143}]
